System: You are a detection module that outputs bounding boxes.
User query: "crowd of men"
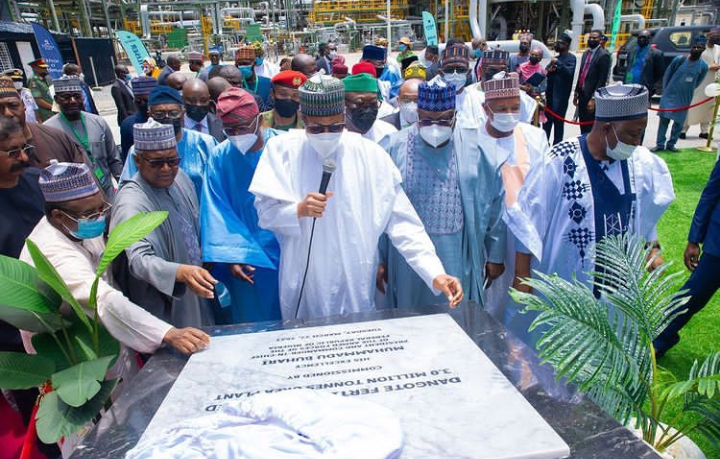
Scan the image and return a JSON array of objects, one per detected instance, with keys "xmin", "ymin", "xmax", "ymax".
[{"xmin": 1, "ymin": 27, "xmax": 719, "ymax": 456}]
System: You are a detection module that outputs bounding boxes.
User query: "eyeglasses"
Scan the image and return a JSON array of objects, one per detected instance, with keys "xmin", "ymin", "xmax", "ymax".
[
  {"xmin": 442, "ymin": 67, "xmax": 468, "ymax": 74},
  {"xmin": 418, "ymin": 116, "xmax": 455, "ymax": 127},
  {"xmin": 0, "ymin": 143, "xmax": 34, "ymax": 159},
  {"xmin": 57, "ymin": 93, "xmax": 83, "ymax": 102},
  {"xmin": 61, "ymin": 202, "xmax": 112, "ymax": 221},
  {"xmin": 223, "ymin": 116, "xmax": 260, "ymax": 137},
  {"xmin": 345, "ymin": 98, "xmax": 381, "ymax": 110},
  {"xmin": 150, "ymin": 110, "xmax": 184, "ymax": 120},
  {"xmin": 141, "ymin": 156, "xmax": 182, "ymax": 169},
  {"xmin": 305, "ymin": 123, "xmax": 345, "ymax": 134}
]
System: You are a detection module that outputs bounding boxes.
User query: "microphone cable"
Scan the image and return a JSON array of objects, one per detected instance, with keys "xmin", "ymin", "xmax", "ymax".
[{"xmin": 294, "ymin": 217, "xmax": 317, "ymax": 319}]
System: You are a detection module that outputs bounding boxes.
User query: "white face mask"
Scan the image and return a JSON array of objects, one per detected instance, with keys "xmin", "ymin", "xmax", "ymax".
[
  {"xmin": 487, "ymin": 106, "xmax": 520, "ymax": 133},
  {"xmin": 13, "ymin": 82, "xmax": 22, "ymax": 90},
  {"xmin": 443, "ymin": 72, "xmax": 467, "ymax": 91},
  {"xmin": 399, "ymin": 101, "xmax": 419, "ymax": 125},
  {"xmin": 308, "ymin": 131, "xmax": 342, "ymax": 159},
  {"xmin": 229, "ymin": 133, "xmax": 258, "ymax": 154},
  {"xmin": 606, "ymin": 124, "xmax": 638, "ymax": 161},
  {"xmin": 419, "ymin": 124, "xmax": 453, "ymax": 148}
]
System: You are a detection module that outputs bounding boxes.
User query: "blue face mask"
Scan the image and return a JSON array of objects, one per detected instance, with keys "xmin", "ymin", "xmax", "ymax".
[
  {"xmin": 65, "ymin": 214, "xmax": 107, "ymax": 240},
  {"xmin": 124, "ymin": 74, "xmax": 132, "ymax": 82},
  {"xmin": 255, "ymin": 57, "xmax": 263, "ymax": 66},
  {"xmin": 473, "ymin": 49, "xmax": 483, "ymax": 59},
  {"xmin": 238, "ymin": 65, "xmax": 253, "ymax": 80},
  {"xmin": 398, "ymin": 44, "xmax": 407, "ymax": 52}
]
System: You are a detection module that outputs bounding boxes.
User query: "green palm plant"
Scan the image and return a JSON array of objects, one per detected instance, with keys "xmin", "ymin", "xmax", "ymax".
[
  {"xmin": 0, "ymin": 211, "xmax": 167, "ymax": 444},
  {"xmin": 510, "ymin": 234, "xmax": 720, "ymax": 454}
]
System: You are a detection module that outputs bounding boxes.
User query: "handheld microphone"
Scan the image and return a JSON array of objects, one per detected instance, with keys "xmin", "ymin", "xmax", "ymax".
[
  {"xmin": 318, "ymin": 159, "xmax": 336, "ymax": 195},
  {"xmin": 295, "ymin": 159, "xmax": 337, "ymax": 319}
]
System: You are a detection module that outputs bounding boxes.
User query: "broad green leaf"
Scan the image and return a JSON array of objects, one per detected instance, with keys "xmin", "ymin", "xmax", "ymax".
[
  {"xmin": 0, "ymin": 352, "xmax": 54, "ymax": 389},
  {"xmin": 51, "ymin": 356, "xmax": 114, "ymax": 407},
  {"xmin": 36, "ymin": 379, "xmax": 117, "ymax": 444},
  {"xmin": 0, "ymin": 255, "xmax": 60, "ymax": 313},
  {"xmin": 0, "ymin": 307, "xmax": 66, "ymax": 334},
  {"xmin": 26, "ymin": 239, "xmax": 91, "ymax": 332},
  {"xmin": 32, "ymin": 333, "xmax": 74, "ymax": 371},
  {"xmin": 97, "ymin": 211, "xmax": 168, "ymax": 277},
  {"xmin": 32, "ymin": 321, "xmax": 119, "ymax": 372}
]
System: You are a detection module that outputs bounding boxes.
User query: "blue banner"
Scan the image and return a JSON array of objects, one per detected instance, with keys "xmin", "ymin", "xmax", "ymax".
[
  {"xmin": 31, "ymin": 22, "xmax": 63, "ymax": 79},
  {"xmin": 117, "ymin": 31, "xmax": 150, "ymax": 76},
  {"xmin": 422, "ymin": 12, "xmax": 438, "ymax": 46}
]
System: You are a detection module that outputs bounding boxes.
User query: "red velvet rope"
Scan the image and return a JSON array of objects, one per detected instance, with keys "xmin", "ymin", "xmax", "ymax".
[{"xmin": 647, "ymin": 97, "xmax": 714, "ymax": 112}]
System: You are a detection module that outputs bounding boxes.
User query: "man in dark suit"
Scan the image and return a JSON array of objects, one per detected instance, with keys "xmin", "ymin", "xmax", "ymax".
[
  {"xmin": 157, "ymin": 54, "xmax": 181, "ymax": 86},
  {"xmin": 111, "ymin": 65, "xmax": 136, "ymax": 126},
  {"xmin": 654, "ymin": 159, "xmax": 720, "ymax": 357},
  {"xmin": 183, "ymin": 79, "xmax": 226, "ymax": 143},
  {"xmin": 574, "ymin": 29, "xmax": 611, "ymax": 134},
  {"xmin": 624, "ymin": 29, "xmax": 665, "ymax": 97}
]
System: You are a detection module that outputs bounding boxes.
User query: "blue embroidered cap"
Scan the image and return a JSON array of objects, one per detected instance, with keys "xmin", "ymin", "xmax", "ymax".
[
  {"xmin": 362, "ymin": 45, "xmax": 387, "ymax": 61},
  {"xmin": 131, "ymin": 76, "xmax": 158, "ymax": 96},
  {"xmin": 595, "ymin": 84, "xmax": 648, "ymax": 121},
  {"xmin": 148, "ymin": 85, "xmax": 183, "ymax": 106},
  {"xmin": 417, "ymin": 76, "xmax": 456, "ymax": 112},
  {"xmin": 134, "ymin": 119, "xmax": 177, "ymax": 152},
  {"xmin": 39, "ymin": 160, "xmax": 99, "ymax": 203}
]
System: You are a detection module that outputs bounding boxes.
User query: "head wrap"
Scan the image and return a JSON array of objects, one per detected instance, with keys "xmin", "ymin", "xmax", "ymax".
[
  {"xmin": 693, "ymin": 35, "xmax": 708, "ymax": 46},
  {"xmin": 362, "ymin": 45, "xmax": 387, "ymax": 61},
  {"xmin": 404, "ymin": 61, "xmax": 427, "ymax": 80},
  {"xmin": 418, "ymin": 76, "xmax": 456, "ymax": 111},
  {"xmin": 39, "ymin": 160, "xmax": 99, "ymax": 203},
  {"xmin": 441, "ymin": 44, "xmax": 470, "ymax": 67},
  {"xmin": 0, "ymin": 77, "xmax": 19, "ymax": 98},
  {"xmin": 133, "ymin": 119, "xmax": 177, "ymax": 152},
  {"xmin": 142, "ymin": 56, "xmax": 157, "ymax": 66},
  {"xmin": 484, "ymin": 72, "xmax": 520, "ymax": 100},
  {"xmin": 352, "ymin": 61, "xmax": 377, "ymax": 77},
  {"xmin": 29, "ymin": 58, "xmax": 48, "ymax": 68},
  {"xmin": 482, "ymin": 50, "xmax": 509, "ymax": 68},
  {"xmin": 216, "ymin": 87, "xmax": 259, "ymax": 122},
  {"xmin": 595, "ymin": 84, "xmax": 648, "ymax": 121},
  {"xmin": 131, "ymin": 76, "xmax": 158, "ymax": 96},
  {"xmin": 53, "ymin": 76, "xmax": 83, "ymax": 94},
  {"xmin": 299, "ymin": 75, "xmax": 345, "ymax": 117},
  {"xmin": 235, "ymin": 45, "xmax": 256, "ymax": 61},
  {"xmin": 2, "ymin": 69, "xmax": 23, "ymax": 81},
  {"xmin": 148, "ymin": 85, "xmax": 183, "ymax": 106},
  {"xmin": 271, "ymin": 70, "xmax": 307, "ymax": 88},
  {"xmin": 398, "ymin": 37, "xmax": 412, "ymax": 46},
  {"xmin": 332, "ymin": 62, "xmax": 348, "ymax": 76},
  {"xmin": 342, "ymin": 73, "xmax": 378, "ymax": 93},
  {"xmin": 188, "ymin": 51, "xmax": 204, "ymax": 62}
]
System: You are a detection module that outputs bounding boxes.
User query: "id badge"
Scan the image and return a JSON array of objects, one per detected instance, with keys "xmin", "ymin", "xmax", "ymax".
[
  {"xmin": 685, "ymin": 76, "xmax": 694, "ymax": 83},
  {"xmin": 94, "ymin": 165, "xmax": 108, "ymax": 187}
]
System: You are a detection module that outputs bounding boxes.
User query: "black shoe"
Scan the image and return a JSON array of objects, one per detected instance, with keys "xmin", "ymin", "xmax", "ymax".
[
  {"xmin": 650, "ymin": 145, "xmax": 665, "ymax": 152},
  {"xmin": 667, "ymin": 146, "xmax": 679, "ymax": 153},
  {"xmin": 679, "ymin": 132, "xmax": 687, "ymax": 139},
  {"xmin": 700, "ymin": 133, "xmax": 709, "ymax": 139}
]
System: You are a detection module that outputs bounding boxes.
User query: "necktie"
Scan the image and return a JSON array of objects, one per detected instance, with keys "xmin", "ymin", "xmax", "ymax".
[
  {"xmin": 195, "ymin": 123, "xmax": 203, "ymax": 132},
  {"xmin": 578, "ymin": 50, "xmax": 594, "ymax": 89}
]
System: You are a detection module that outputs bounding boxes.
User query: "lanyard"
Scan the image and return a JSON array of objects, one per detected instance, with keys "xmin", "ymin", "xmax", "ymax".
[
  {"xmin": 243, "ymin": 78, "xmax": 258, "ymax": 94},
  {"xmin": 60, "ymin": 112, "xmax": 90, "ymax": 153}
]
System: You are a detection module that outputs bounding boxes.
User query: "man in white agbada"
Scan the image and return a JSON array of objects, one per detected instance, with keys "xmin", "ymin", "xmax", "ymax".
[
  {"xmin": 478, "ymin": 72, "xmax": 550, "ymax": 322},
  {"xmin": 511, "ymin": 84, "xmax": 675, "ymax": 341},
  {"xmin": 20, "ymin": 161, "xmax": 210, "ymax": 359},
  {"xmin": 250, "ymin": 75, "xmax": 463, "ymax": 319}
]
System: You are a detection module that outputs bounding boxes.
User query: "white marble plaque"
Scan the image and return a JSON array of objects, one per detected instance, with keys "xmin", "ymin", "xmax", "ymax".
[{"xmin": 141, "ymin": 314, "xmax": 570, "ymax": 459}]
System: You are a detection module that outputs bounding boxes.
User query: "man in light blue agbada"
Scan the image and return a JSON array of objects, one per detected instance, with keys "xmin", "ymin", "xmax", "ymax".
[
  {"xmin": 201, "ymin": 88, "xmax": 281, "ymax": 324},
  {"xmin": 120, "ymin": 86, "xmax": 217, "ymax": 200},
  {"xmin": 378, "ymin": 76, "xmax": 506, "ymax": 307}
]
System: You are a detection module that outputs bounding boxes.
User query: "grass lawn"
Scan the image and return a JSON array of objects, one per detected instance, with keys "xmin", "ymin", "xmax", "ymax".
[{"xmin": 654, "ymin": 148, "xmax": 719, "ymax": 458}]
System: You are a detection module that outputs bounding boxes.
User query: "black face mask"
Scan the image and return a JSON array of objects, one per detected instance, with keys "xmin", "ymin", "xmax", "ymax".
[
  {"xmin": 553, "ymin": 43, "xmax": 566, "ymax": 52},
  {"xmin": 374, "ymin": 66, "xmax": 385, "ymax": 77},
  {"xmin": 690, "ymin": 50, "xmax": 703, "ymax": 59},
  {"xmin": 519, "ymin": 44, "xmax": 530, "ymax": 53},
  {"xmin": 349, "ymin": 106, "xmax": 378, "ymax": 133},
  {"xmin": 155, "ymin": 117, "xmax": 183, "ymax": 135},
  {"xmin": 587, "ymin": 39, "xmax": 600, "ymax": 49},
  {"xmin": 637, "ymin": 37, "xmax": 649, "ymax": 47},
  {"xmin": 529, "ymin": 56, "xmax": 541, "ymax": 64},
  {"xmin": 185, "ymin": 104, "xmax": 209, "ymax": 123},
  {"xmin": 274, "ymin": 98, "xmax": 300, "ymax": 118}
]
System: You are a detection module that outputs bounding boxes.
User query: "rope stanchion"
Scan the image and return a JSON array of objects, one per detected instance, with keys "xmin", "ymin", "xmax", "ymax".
[{"xmin": 543, "ymin": 105, "xmax": 595, "ymax": 126}]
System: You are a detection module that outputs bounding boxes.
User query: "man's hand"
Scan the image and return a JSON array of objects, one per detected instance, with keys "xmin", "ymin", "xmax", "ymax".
[
  {"xmin": 163, "ymin": 327, "xmax": 210, "ymax": 355},
  {"xmin": 231, "ymin": 264, "xmax": 255, "ymax": 284},
  {"xmin": 376, "ymin": 263, "xmax": 388, "ymax": 294},
  {"xmin": 710, "ymin": 63, "xmax": 720, "ymax": 72},
  {"xmin": 587, "ymin": 98, "xmax": 596, "ymax": 113},
  {"xmin": 573, "ymin": 93, "xmax": 579, "ymax": 106},
  {"xmin": 297, "ymin": 192, "xmax": 334, "ymax": 218},
  {"xmin": 433, "ymin": 275, "xmax": 463, "ymax": 308},
  {"xmin": 647, "ymin": 248, "xmax": 664, "ymax": 272},
  {"xmin": 176, "ymin": 265, "xmax": 217, "ymax": 298},
  {"xmin": 513, "ymin": 252, "xmax": 533, "ymax": 294},
  {"xmin": 485, "ymin": 262, "xmax": 505, "ymax": 281},
  {"xmin": 684, "ymin": 242, "xmax": 701, "ymax": 271}
]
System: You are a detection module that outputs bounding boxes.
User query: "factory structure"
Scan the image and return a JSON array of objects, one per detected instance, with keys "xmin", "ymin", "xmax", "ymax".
[{"xmin": 1, "ymin": 0, "xmax": 718, "ymax": 58}]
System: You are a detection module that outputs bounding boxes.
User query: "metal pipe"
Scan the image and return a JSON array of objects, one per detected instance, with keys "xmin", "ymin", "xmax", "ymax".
[
  {"xmin": 444, "ymin": 0, "xmax": 449, "ymax": 42},
  {"xmin": 387, "ymin": 0, "xmax": 391, "ymax": 45},
  {"xmin": 469, "ymin": 0, "xmax": 482, "ymax": 39},
  {"xmin": 620, "ymin": 14, "xmax": 645, "ymax": 31},
  {"xmin": 47, "ymin": 0, "xmax": 61, "ymax": 32},
  {"xmin": 478, "ymin": 0, "xmax": 488, "ymax": 40}
]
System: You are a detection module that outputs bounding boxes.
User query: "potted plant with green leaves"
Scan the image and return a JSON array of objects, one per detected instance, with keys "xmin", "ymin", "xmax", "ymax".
[
  {"xmin": 0, "ymin": 211, "xmax": 167, "ymax": 447},
  {"xmin": 510, "ymin": 234, "xmax": 720, "ymax": 459}
]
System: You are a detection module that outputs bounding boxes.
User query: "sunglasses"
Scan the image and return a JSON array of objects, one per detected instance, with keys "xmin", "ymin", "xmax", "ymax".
[
  {"xmin": 306, "ymin": 123, "xmax": 345, "ymax": 134},
  {"xmin": 151, "ymin": 110, "xmax": 183, "ymax": 120},
  {"xmin": 141, "ymin": 156, "xmax": 182, "ymax": 169},
  {"xmin": 0, "ymin": 143, "xmax": 34, "ymax": 159},
  {"xmin": 418, "ymin": 116, "xmax": 455, "ymax": 127}
]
